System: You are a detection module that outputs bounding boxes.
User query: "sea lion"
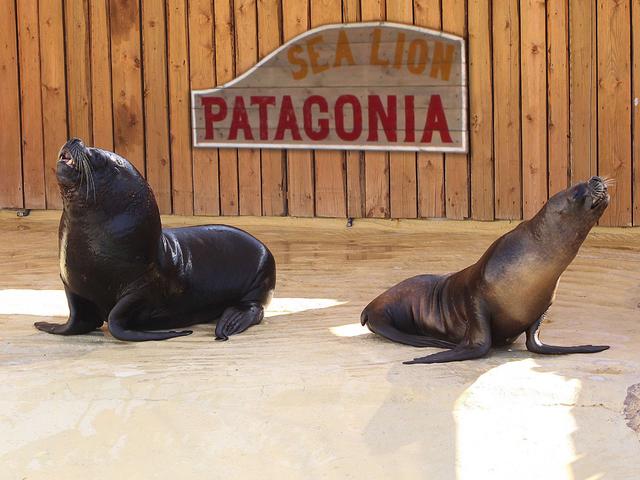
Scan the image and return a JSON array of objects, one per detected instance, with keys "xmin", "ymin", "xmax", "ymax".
[
  {"xmin": 361, "ymin": 176, "xmax": 611, "ymax": 364},
  {"xmin": 35, "ymin": 138, "xmax": 276, "ymax": 341}
]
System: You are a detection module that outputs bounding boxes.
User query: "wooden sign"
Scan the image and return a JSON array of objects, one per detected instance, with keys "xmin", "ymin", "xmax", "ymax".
[{"xmin": 191, "ymin": 22, "xmax": 467, "ymax": 152}]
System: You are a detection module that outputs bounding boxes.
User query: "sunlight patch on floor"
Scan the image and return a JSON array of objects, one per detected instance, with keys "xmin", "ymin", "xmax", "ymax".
[
  {"xmin": 265, "ymin": 298, "xmax": 345, "ymax": 318},
  {"xmin": 0, "ymin": 289, "xmax": 344, "ymax": 319},
  {"xmin": 328, "ymin": 322, "xmax": 370, "ymax": 337},
  {"xmin": 454, "ymin": 359, "xmax": 585, "ymax": 480},
  {"xmin": 0, "ymin": 289, "xmax": 68, "ymax": 317}
]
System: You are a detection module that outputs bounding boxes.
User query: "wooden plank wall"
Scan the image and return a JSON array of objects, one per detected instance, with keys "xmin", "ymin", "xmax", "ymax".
[{"xmin": 1, "ymin": 0, "xmax": 639, "ymax": 227}]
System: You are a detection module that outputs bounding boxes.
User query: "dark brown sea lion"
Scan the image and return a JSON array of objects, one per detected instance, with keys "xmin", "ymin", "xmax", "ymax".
[
  {"xmin": 361, "ymin": 176, "xmax": 611, "ymax": 364},
  {"xmin": 35, "ymin": 138, "xmax": 276, "ymax": 341}
]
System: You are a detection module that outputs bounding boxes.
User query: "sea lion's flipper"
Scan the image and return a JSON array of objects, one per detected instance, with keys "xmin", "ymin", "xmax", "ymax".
[
  {"xmin": 35, "ymin": 286, "xmax": 103, "ymax": 335},
  {"xmin": 404, "ymin": 306, "xmax": 492, "ymax": 364},
  {"xmin": 107, "ymin": 295, "xmax": 192, "ymax": 341},
  {"xmin": 403, "ymin": 344, "xmax": 491, "ymax": 364},
  {"xmin": 215, "ymin": 303, "xmax": 264, "ymax": 341},
  {"xmin": 525, "ymin": 314, "xmax": 609, "ymax": 355},
  {"xmin": 362, "ymin": 311, "xmax": 457, "ymax": 349}
]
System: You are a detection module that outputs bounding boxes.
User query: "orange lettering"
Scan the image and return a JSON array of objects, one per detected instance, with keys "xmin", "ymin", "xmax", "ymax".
[
  {"xmin": 288, "ymin": 45, "xmax": 308, "ymax": 80},
  {"xmin": 370, "ymin": 28, "xmax": 389, "ymax": 66},
  {"xmin": 430, "ymin": 41, "xmax": 455, "ymax": 81},
  {"xmin": 334, "ymin": 30, "xmax": 355, "ymax": 67},
  {"xmin": 307, "ymin": 36, "xmax": 329, "ymax": 74}
]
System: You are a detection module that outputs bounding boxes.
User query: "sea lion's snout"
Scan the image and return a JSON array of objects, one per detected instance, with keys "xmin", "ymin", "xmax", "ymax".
[
  {"xmin": 587, "ymin": 176, "xmax": 610, "ymax": 210},
  {"xmin": 56, "ymin": 138, "xmax": 94, "ymax": 194}
]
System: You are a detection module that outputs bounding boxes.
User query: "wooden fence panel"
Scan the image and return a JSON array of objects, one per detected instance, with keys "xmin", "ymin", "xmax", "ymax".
[
  {"xmin": 189, "ymin": 0, "xmax": 220, "ymax": 216},
  {"xmin": 39, "ymin": 0, "xmax": 67, "ymax": 210},
  {"xmin": 17, "ymin": 0, "xmax": 46, "ymax": 209},
  {"xmin": 215, "ymin": 0, "xmax": 240, "ymax": 215},
  {"xmin": 547, "ymin": 0, "xmax": 569, "ymax": 196},
  {"xmin": 415, "ymin": 0, "xmax": 445, "ymax": 218},
  {"xmin": 0, "ymin": 0, "xmax": 23, "ymax": 208},
  {"xmin": 387, "ymin": 1, "xmax": 417, "ymax": 219},
  {"xmin": 258, "ymin": 0, "xmax": 287, "ymax": 216},
  {"xmin": 492, "ymin": 0, "xmax": 521, "ymax": 219},
  {"xmin": 3, "ymin": 0, "xmax": 640, "ymax": 226},
  {"xmin": 64, "ymin": 0, "xmax": 92, "ymax": 144},
  {"xmin": 282, "ymin": 0, "xmax": 314, "ymax": 217},
  {"xmin": 569, "ymin": 0, "xmax": 597, "ymax": 184},
  {"xmin": 597, "ymin": 0, "xmax": 632, "ymax": 226},
  {"xmin": 142, "ymin": 0, "xmax": 172, "ymax": 213},
  {"xmin": 311, "ymin": 0, "xmax": 347, "ymax": 218},
  {"xmin": 361, "ymin": 0, "xmax": 389, "ymax": 218},
  {"xmin": 343, "ymin": 0, "xmax": 365, "ymax": 218},
  {"xmin": 521, "ymin": 0, "xmax": 547, "ymax": 220},
  {"xmin": 468, "ymin": 0, "xmax": 493, "ymax": 220},
  {"xmin": 442, "ymin": 0, "xmax": 468, "ymax": 220},
  {"xmin": 90, "ymin": 0, "xmax": 114, "ymax": 152},
  {"xmin": 109, "ymin": 0, "xmax": 145, "ymax": 175},
  {"xmin": 235, "ymin": 0, "xmax": 262, "ymax": 216}
]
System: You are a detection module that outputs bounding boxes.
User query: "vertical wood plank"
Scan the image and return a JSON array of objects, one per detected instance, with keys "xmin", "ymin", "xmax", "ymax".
[
  {"xmin": 343, "ymin": 0, "xmax": 365, "ymax": 218},
  {"xmin": 361, "ymin": 0, "xmax": 389, "ymax": 218},
  {"xmin": 215, "ymin": 0, "xmax": 240, "ymax": 215},
  {"xmin": 235, "ymin": 0, "xmax": 262, "ymax": 215},
  {"xmin": 64, "ymin": 0, "xmax": 92, "ymax": 143},
  {"xmin": 311, "ymin": 0, "xmax": 347, "ymax": 217},
  {"xmin": 414, "ymin": 0, "xmax": 445, "ymax": 218},
  {"xmin": 520, "ymin": 0, "xmax": 547, "ymax": 219},
  {"xmin": 633, "ymin": 0, "xmax": 640, "ymax": 225},
  {"xmin": 258, "ymin": 0, "xmax": 287, "ymax": 216},
  {"xmin": 492, "ymin": 0, "xmax": 521, "ymax": 219},
  {"xmin": 569, "ymin": 0, "xmax": 597, "ymax": 183},
  {"xmin": 188, "ymin": 0, "xmax": 220, "ymax": 215},
  {"xmin": 109, "ymin": 0, "xmax": 145, "ymax": 174},
  {"xmin": 442, "ymin": 0, "xmax": 469, "ymax": 219},
  {"xmin": 468, "ymin": 0, "xmax": 493, "ymax": 220},
  {"xmin": 141, "ymin": 0, "xmax": 172, "ymax": 213},
  {"xmin": 0, "ymin": 0, "xmax": 23, "ymax": 208},
  {"xmin": 282, "ymin": 0, "xmax": 314, "ymax": 216},
  {"xmin": 89, "ymin": 0, "xmax": 114, "ymax": 151},
  {"xmin": 547, "ymin": 0, "xmax": 569, "ymax": 196},
  {"xmin": 17, "ymin": 0, "xmax": 46, "ymax": 209},
  {"xmin": 387, "ymin": 1, "xmax": 417, "ymax": 219},
  {"xmin": 39, "ymin": 0, "xmax": 68, "ymax": 209},
  {"xmin": 167, "ymin": 0, "xmax": 194, "ymax": 215},
  {"xmin": 597, "ymin": 0, "xmax": 632, "ymax": 226}
]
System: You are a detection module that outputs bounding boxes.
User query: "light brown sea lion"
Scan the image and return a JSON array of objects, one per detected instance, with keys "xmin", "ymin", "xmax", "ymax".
[{"xmin": 361, "ymin": 176, "xmax": 611, "ymax": 364}]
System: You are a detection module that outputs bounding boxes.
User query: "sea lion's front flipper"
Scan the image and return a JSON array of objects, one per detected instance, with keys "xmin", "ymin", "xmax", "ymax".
[
  {"xmin": 35, "ymin": 286, "xmax": 104, "ymax": 335},
  {"xmin": 215, "ymin": 303, "xmax": 264, "ymax": 341},
  {"xmin": 525, "ymin": 314, "xmax": 609, "ymax": 355},
  {"xmin": 107, "ymin": 295, "xmax": 192, "ymax": 342},
  {"xmin": 404, "ymin": 307, "xmax": 492, "ymax": 364}
]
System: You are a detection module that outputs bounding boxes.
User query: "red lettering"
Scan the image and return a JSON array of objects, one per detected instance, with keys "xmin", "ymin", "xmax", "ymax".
[
  {"xmin": 202, "ymin": 96, "xmax": 227, "ymax": 140},
  {"xmin": 250, "ymin": 96, "xmax": 276, "ymax": 140},
  {"xmin": 335, "ymin": 95, "xmax": 362, "ymax": 141},
  {"xmin": 275, "ymin": 95, "xmax": 302, "ymax": 141},
  {"xmin": 421, "ymin": 94, "xmax": 452, "ymax": 143},
  {"xmin": 367, "ymin": 95, "xmax": 397, "ymax": 142},
  {"xmin": 404, "ymin": 96, "xmax": 415, "ymax": 142},
  {"xmin": 228, "ymin": 96, "xmax": 253, "ymax": 140},
  {"xmin": 303, "ymin": 95, "xmax": 329, "ymax": 141}
]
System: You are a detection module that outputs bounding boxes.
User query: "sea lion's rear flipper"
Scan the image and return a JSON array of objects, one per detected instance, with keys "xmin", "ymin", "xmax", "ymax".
[
  {"xmin": 526, "ymin": 314, "xmax": 609, "ymax": 355},
  {"xmin": 361, "ymin": 311, "xmax": 457, "ymax": 349},
  {"xmin": 35, "ymin": 286, "xmax": 103, "ymax": 335},
  {"xmin": 215, "ymin": 303, "xmax": 264, "ymax": 341},
  {"xmin": 107, "ymin": 295, "xmax": 192, "ymax": 342}
]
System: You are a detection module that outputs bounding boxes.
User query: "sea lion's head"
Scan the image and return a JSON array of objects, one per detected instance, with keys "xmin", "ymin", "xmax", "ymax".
[
  {"xmin": 57, "ymin": 138, "xmax": 151, "ymax": 209},
  {"xmin": 538, "ymin": 176, "xmax": 611, "ymax": 245}
]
